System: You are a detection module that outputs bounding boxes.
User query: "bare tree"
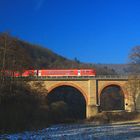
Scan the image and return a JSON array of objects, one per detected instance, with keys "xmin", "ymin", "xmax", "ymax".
[
  {"xmin": 0, "ymin": 32, "xmax": 32, "ymax": 94},
  {"xmin": 0, "ymin": 33, "xmax": 10, "ymax": 89},
  {"xmin": 129, "ymin": 46, "xmax": 140, "ymax": 73}
]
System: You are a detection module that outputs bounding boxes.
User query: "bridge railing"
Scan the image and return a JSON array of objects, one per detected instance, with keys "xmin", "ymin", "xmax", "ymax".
[
  {"xmin": 4, "ymin": 75, "xmax": 129, "ymax": 81},
  {"xmin": 95, "ymin": 75, "xmax": 128, "ymax": 79}
]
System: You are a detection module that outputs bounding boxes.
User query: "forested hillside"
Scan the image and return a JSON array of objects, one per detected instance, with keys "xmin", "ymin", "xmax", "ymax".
[
  {"xmin": 95, "ymin": 64, "xmax": 131, "ymax": 74},
  {"xmin": 0, "ymin": 33, "xmax": 116, "ymax": 75}
]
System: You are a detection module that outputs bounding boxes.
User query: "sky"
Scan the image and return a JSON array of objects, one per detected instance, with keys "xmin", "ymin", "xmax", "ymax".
[{"xmin": 0, "ymin": 0, "xmax": 140, "ymax": 64}]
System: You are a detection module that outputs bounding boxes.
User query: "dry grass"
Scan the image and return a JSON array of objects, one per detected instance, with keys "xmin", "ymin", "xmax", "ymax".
[{"xmin": 88, "ymin": 111, "xmax": 140, "ymax": 124}]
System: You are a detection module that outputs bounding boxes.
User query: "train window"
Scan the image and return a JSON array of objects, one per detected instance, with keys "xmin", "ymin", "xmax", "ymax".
[
  {"xmin": 78, "ymin": 70, "xmax": 81, "ymax": 76},
  {"xmin": 34, "ymin": 70, "xmax": 38, "ymax": 76}
]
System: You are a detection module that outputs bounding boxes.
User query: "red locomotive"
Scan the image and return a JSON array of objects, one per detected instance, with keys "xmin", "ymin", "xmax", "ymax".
[{"xmin": 2, "ymin": 69, "xmax": 96, "ymax": 77}]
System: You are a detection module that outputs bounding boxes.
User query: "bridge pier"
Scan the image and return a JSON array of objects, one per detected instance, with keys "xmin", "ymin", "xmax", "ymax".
[
  {"xmin": 86, "ymin": 80, "xmax": 99, "ymax": 118},
  {"xmin": 87, "ymin": 105, "xmax": 98, "ymax": 118}
]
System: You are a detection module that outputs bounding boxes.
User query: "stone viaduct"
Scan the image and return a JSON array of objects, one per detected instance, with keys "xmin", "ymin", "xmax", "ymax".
[{"xmin": 29, "ymin": 75, "xmax": 136, "ymax": 118}]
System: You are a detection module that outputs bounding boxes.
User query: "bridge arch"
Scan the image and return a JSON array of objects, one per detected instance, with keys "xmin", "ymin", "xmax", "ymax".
[
  {"xmin": 47, "ymin": 82, "xmax": 87, "ymax": 119},
  {"xmin": 99, "ymin": 83, "xmax": 127, "ymax": 111},
  {"xmin": 47, "ymin": 82, "xmax": 88, "ymax": 104}
]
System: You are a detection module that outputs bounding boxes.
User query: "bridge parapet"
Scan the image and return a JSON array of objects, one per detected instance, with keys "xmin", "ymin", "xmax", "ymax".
[
  {"xmin": 7, "ymin": 75, "xmax": 129, "ymax": 81},
  {"xmin": 96, "ymin": 75, "xmax": 128, "ymax": 80}
]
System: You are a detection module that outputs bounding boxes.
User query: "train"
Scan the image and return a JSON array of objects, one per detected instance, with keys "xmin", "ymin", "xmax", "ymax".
[{"xmin": 4, "ymin": 69, "xmax": 96, "ymax": 77}]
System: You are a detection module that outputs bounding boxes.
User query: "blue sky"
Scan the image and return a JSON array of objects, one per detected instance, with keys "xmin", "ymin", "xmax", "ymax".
[{"xmin": 0, "ymin": 0, "xmax": 140, "ymax": 64}]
